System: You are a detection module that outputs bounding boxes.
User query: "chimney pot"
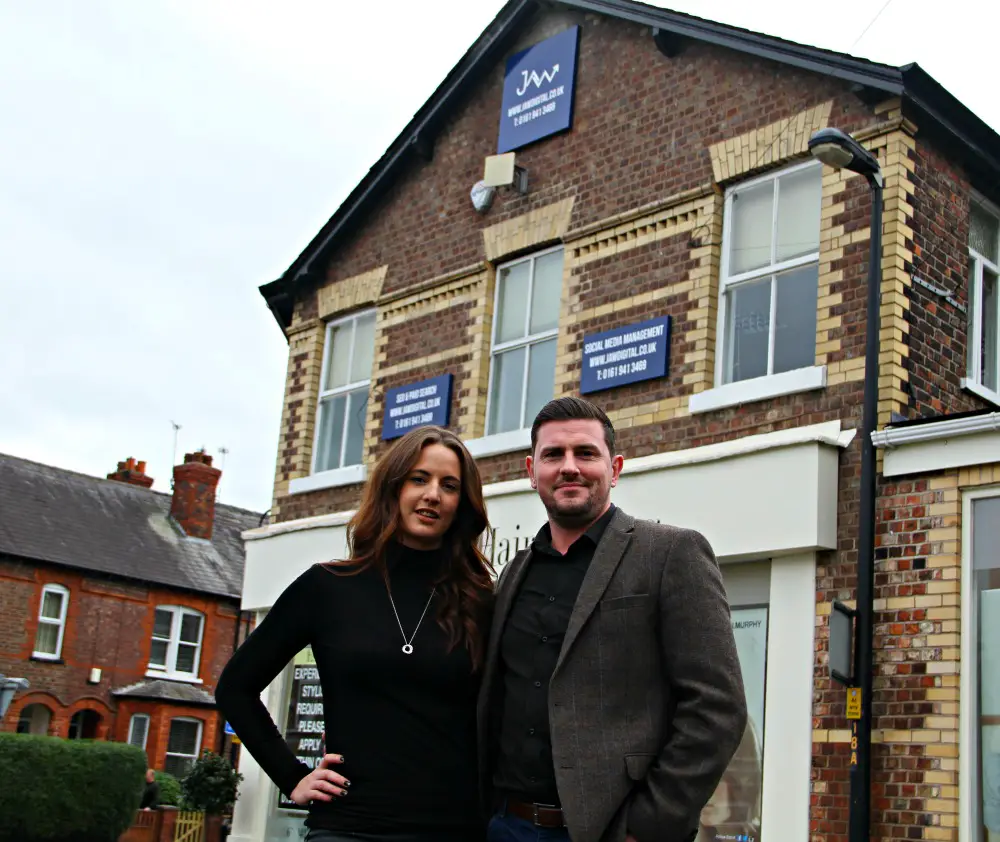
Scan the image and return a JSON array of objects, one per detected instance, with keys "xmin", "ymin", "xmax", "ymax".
[{"xmin": 107, "ymin": 457, "xmax": 154, "ymax": 489}]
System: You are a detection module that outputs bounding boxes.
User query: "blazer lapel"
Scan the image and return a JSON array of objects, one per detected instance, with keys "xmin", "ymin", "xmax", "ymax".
[{"xmin": 552, "ymin": 509, "xmax": 634, "ymax": 678}]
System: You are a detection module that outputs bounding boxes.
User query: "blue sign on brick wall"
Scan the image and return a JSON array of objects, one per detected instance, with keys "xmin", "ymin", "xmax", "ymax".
[
  {"xmin": 497, "ymin": 26, "xmax": 579, "ymax": 154},
  {"xmin": 580, "ymin": 316, "xmax": 671, "ymax": 395},
  {"xmin": 381, "ymin": 374, "xmax": 453, "ymax": 440}
]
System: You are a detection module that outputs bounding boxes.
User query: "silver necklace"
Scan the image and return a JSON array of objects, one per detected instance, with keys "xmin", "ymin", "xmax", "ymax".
[{"xmin": 386, "ymin": 585, "xmax": 436, "ymax": 655}]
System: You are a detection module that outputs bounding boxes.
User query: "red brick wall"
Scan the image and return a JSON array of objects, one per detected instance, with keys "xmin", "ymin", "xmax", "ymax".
[
  {"xmin": 907, "ymin": 136, "xmax": 990, "ymax": 417},
  {"xmin": 0, "ymin": 555, "xmax": 239, "ymax": 760}
]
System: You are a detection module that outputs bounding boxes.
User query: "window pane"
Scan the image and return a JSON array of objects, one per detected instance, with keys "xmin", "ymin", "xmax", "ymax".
[
  {"xmin": 342, "ymin": 389, "xmax": 368, "ymax": 467},
  {"xmin": 168, "ymin": 720, "xmax": 200, "ymax": 754},
  {"xmin": 488, "ymin": 347, "xmax": 526, "ymax": 435},
  {"xmin": 969, "ymin": 257, "xmax": 980, "ymax": 379},
  {"xmin": 776, "ymin": 166, "xmax": 821, "ymax": 263},
  {"xmin": 971, "ymin": 203, "xmax": 999, "ymax": 263},
  {"xmin": 973, "ymin": 498, "xmax": 1000, "ymax": 838},
  {"xmin": 529, "ymin": 251, "xmax": 564, "ymax": 334},
  {"xmin": 773, "ymin": 265, "xmax": 819, "ymax": 374},
  {"xmin": 315, "ymin": 395, "xmax": 347, "ymax": 472},
  {"xmin": 349, "ymin": 313, "xmax": 376, "ymax": 383},
  {"xmin": 983, "ymin": 268, "xmax": 998, "ymax": 393},
  {"xmin": 164, "ymin": 755, "xmax": 196, "ymax": 779},
  {"xmin": 176, "ymin": 643, "xmax": 197, "ymax": 675},
  {"xmin": 149, "ymin": 640, "xmax": 168, "ymax": 668},
  {"xmin": 179, "ymin": 613, "xmax": 202, "ymax": 644},
  {"xmin": 40, "ymin": 591, "xmax": 64, "ymax": 620},
  {"xmin": 153, "ymin": 609, "xmax": 173, "ymax": 639},
  {"xmin": 496, "ymin": 261, "xmax": 531, "ymax": 343},
  {"xmin": 129, "ymin": 716, "xmax": 149, "ymax": 748},
  {"xmin": 725, "ymin": 278, "xmax": 772, "ymax": 383},
  {"xmin": 730, "ymin": 181, "xmax": 774, "ymax": 275},
  {"xmin": 34, "ymin": 623, "xmax": 58, "ymax": 656},
  {"xmin": 524, "ymin": 340, "xmax": 557, "ymax": 428},
  {"xmin": 323, "ymin": 321, "xmax": 354, "ymax": 391}
]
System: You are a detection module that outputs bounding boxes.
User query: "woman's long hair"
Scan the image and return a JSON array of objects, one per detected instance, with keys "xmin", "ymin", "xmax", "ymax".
[{"xmin": 328, "ymin": 425, "xmax": 494, "ymax": 670}]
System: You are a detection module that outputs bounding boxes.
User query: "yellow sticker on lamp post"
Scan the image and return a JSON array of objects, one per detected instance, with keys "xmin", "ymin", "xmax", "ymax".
[{"xmin": 846, "ymin": 687, "xmax": 862, "ymax": 720}]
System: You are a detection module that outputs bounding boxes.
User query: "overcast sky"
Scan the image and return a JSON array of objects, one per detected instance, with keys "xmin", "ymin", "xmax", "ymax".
[{"xmin": 0, "ymin": 0, "xmax": 996, "ymax": 513}]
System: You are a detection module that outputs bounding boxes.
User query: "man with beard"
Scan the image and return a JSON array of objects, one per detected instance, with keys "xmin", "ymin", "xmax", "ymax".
[{"xmin": 478, "ymin": 397, "xmax": 747, "ymax": 842}]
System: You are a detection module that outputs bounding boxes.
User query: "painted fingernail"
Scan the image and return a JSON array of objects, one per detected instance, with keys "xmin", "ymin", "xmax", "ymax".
[{"xmin": 343, "ymin": 780, "xmax": 351, "ymax": 787}]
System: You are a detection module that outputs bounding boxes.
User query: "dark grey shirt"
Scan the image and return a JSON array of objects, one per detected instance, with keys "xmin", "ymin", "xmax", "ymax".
[{"xmin": 493, "ymin": 504, "xmax": 616, "ymax": 804}]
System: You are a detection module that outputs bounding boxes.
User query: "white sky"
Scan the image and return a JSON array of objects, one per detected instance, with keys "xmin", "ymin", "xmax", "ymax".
[{"xmin": 0, "ymin": 0, "xmax": 996, "ymax": 512}]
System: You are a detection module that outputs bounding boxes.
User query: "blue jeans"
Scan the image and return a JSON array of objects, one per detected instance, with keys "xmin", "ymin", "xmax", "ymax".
[
  {"xmin": 305, "ymin": 831, "xmax": 473, "ymax": 842},
  {"xmin": 487, "ymin": 810, "xmax": 571, "ymax": 842}
]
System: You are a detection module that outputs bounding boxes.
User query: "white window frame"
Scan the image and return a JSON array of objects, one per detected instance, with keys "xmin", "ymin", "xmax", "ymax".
[
  {"xmin": 146, "ymin": 605, "xmax": 204, "ymax": 682},
  {"xmin": 483, "ymin": 245, "xmax": 563, "ymax": 438},
  {"xmin": 963, "ymin": 193, "xmax": 1000, "ymax": 407},
  {"xmin": 32, "ymin": 583, "xmax": 69, "ymax": 660},
  {"xmin": 293, "ymin": 309, "xmax": 376, "ymax": 493},
  {"xmin": 694, "ymin": 161, "xmax": 826, "ymax": 414},
  {"xmin": 164, "ymin": 716, "xmax": 203, "ymax": 778},
  {"xmin": 128, "ymin": 713, "xmax": 150, "ymax": 750},
  {"xmin": 960, "ymin": 486, "xmax": 1000, "ymax": 842}
]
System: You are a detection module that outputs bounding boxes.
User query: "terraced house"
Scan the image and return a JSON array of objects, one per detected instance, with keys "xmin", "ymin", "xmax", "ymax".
[
  {"xmin": 230, "ymin": 2, "xmax": 1000, "ymax": 842},
  {"xmin": 0, "ymin": 452, "xmax": 259, "ymax": 777}
]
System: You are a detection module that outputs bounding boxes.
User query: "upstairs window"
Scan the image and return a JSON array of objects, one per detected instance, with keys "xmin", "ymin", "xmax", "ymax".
[
  {"xmin": 718, "ymin": 162, "xmax": 822, "ymax": 385},
  {"xmin": 33, "ymin": 584, "xmax": 69, "ymax": 660},
  {"xmin": 314, "ymin": 310, "xmax": 376, "ymax": 472},
  {"xmin": 487, "ymin": 248, "xmax": 563, "ymax": 435},
  {"xmin": 968, "ymin": 198, "xmax": 999, "ymax": 401},
  {"xmin": 148, "ymin": 606, "xmax": 204, "ymax": 679}
]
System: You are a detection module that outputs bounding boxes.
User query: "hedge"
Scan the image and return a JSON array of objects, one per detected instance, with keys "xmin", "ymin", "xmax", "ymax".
[
  {"xmin": 0, "ymin": 733, "xmax": 147, "ymax": 842},
  {"xmin": 154, "ymin": 770, "xmax": 182, "ymax": 807}
]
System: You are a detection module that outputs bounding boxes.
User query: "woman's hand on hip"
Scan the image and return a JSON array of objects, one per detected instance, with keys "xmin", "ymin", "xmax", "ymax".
[{"xmin": 289, "ymin": 754, "xmax": 349, "ymax": 805}]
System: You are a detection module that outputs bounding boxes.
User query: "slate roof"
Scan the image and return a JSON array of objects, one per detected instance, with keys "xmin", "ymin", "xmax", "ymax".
[
  {"xmin": 0, "ymin": 452, "xmax": 261, "ymax": 599},
  {"xmin": 112, "ymin": 679, "xmax": 216, "ymax": 707},
  {"xmin": 259, "ymin": 0, "xmax": 1000, "ymax": 332}
]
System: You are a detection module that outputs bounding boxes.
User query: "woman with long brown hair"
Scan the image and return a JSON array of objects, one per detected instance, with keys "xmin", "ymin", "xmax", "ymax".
[{"xmin": 216, "ymin": 425, "xmax": 494, "ymax": 842}]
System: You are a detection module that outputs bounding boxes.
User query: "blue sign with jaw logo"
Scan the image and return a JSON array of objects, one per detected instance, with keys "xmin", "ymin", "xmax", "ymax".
[
  {"xmin": 497, "ymin": 25, "xmax": 580, "ymax": 154},
  {"xmin": 580, "ymin": 316, "xmax": 672, "ymax": 395},
  {"xmin": 381, "ymin": 374, "xmax": 453, "ymax": 440}
]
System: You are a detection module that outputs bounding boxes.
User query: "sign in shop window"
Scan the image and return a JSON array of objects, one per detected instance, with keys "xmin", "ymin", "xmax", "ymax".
[
  {"xmin": 497, "ymin": 26, "xmax": 579, "ymax": 153},
  {"xmin": 277, "ymin": 648, "xmax": 325, "ymax": 812},
  {"xmin": 381, "ymin": 374, "xmax": 452, "ymax": 440},
  {"xmin": 580, "ymin": 316, "xmax": 671, "ymax": 395}
]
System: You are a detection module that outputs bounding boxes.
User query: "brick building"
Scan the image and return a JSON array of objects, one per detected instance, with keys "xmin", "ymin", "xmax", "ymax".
[
  {"xmin": 0, "ymin": 451, "xmax": 261, "ymax": 778},
  {"xmin": 227, "ymin": 2, "xmax": 1000, "ymax": 841}
]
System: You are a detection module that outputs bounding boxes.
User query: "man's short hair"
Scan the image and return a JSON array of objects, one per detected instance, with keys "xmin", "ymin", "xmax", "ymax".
[{"xmin": 530, "ymin": 397, "xmax": 617, "ymax": 455}]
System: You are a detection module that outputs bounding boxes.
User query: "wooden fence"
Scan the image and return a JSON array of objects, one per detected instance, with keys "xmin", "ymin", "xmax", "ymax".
[
  {"xmin": 172, "ymin": 811, "xmax": 205, "ymax": 842},
  {"xmin": 119, "ymin": 809, "xmax": 219, "ymax": 842}
]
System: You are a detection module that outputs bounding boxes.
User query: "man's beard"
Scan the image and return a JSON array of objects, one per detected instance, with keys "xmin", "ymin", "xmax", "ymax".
[{"xmin": 542, "ymin": 483, "xmax": 602, "ymax": 529}]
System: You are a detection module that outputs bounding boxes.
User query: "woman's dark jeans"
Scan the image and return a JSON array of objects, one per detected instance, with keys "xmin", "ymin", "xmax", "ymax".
[{"xmin": 305, "ymin": 829, "xmax": 482, "ymax": 842}]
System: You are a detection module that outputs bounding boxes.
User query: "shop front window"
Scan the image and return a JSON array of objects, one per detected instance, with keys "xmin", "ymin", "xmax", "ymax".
[
  {"xmin": 970, "ymin": 495, "xmax": 1000, "ymax": 842},
  {"xmin": 699, "ymin": 562, "xmax": 770, "ymax": 842}
]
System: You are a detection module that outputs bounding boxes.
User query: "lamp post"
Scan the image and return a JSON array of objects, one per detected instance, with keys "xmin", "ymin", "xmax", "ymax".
[{"xmin": 809, "ymin": 126, "xmax": 883, "ymax": 842}]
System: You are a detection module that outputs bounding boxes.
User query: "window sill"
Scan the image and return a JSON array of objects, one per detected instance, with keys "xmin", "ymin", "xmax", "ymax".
[
  {"xmin": 288, "ymin": 464, "xmax": 368, "ymax": 496},
  {"xmin": 689, "ymin": 366, "xmax": 828, "ymax": 414},
  {"xmin": 961, "ymin": 378, "xmax": 1000, "ymax": 409},
  {"xmin": 145, "ymin": 671, "xmax": 204, "ymax": 685},
  {"xmin": 465, "ymin": 428, "xmax": 532, "ymax": 459},
  {"xmin": 30, "ymin": 654, "xmax": 64, "ymax": 663}
]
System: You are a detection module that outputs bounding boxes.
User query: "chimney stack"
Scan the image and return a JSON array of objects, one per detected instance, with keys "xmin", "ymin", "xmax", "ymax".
[
  {"xmin": 170, "ymin": 450, "xmax": 221, "ymax": 540},
  {"xmin": 107, "ymin": 457, "xmax": 154, "ymax": 489}
]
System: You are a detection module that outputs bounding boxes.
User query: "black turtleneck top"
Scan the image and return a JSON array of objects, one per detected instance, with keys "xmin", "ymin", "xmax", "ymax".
[{"xmin": 215, "ymin": 545, "xmax": 486, "ymax": 836}]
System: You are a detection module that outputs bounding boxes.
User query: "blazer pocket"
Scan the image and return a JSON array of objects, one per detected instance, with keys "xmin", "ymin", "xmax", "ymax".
[
  {"xmin": 624, "ymin": 752, "xmax": 658, "ymax": 781},
  {"xmin": 600, "ymin": 594, "xmax": 651, "ymax": 612}
]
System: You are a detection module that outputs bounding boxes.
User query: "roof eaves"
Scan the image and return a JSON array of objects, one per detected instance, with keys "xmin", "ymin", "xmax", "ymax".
[{"xmin": 566, "ymin": 0, "xmax": 903, "ymax": 93}]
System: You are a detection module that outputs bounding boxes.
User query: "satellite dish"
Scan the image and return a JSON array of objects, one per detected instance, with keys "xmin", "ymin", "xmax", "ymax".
[{"xmin": 470, "ymin": 180, "xmax": 496, "ymax": 214}]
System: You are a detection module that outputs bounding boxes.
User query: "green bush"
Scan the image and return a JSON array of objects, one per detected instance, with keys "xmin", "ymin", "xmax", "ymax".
[
  {"xmin": 0, "ymin": 733, "xmax": 147, "ymax": 842},
  {"xmin": 180, "ymin": 750, "xmax": 243, "ymax": 815},
  {"xmin": 154, "ymin": 770, "xmax": 182, "ymax": 807}
]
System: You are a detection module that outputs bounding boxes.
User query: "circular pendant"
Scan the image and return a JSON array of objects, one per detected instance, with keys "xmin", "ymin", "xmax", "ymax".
[{"xmin": 402, "ymin": 644, "xmax": 414, "ymax": 654}]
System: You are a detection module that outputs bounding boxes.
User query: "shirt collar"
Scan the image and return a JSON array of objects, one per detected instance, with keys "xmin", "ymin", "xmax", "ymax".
[{"xmin": 533, "ymin": 503, "xmax": 617, "ymax": 556}]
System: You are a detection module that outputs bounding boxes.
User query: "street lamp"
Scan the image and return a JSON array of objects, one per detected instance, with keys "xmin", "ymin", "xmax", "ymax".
[{"xmin": 809, "ymin": 126, "xmax": 883, "ymax": 842}]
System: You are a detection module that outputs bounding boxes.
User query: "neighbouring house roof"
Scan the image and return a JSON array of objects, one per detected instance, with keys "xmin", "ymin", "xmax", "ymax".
[
  {"xmin": 258, "ymin": 0, "xmax": 1000, "ymax": 333},
  {"xmin": 112, "ymin": 679, "xmax": 216, "ymax": 707},
  {"xmin": 0, "ymin": 453, "xmax": 261, "ymax": 599}
]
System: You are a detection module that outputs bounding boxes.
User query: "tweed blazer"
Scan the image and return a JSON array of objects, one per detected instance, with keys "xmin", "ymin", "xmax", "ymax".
[{"xmin": 478, "ymin": 507, "xmax": 748, "ymax": 842}]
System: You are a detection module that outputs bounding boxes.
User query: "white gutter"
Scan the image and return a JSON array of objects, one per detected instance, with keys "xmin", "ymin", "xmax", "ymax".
[{"xmin": 871, "ymin": 411, "xmax": 1000, "ymax": 448}]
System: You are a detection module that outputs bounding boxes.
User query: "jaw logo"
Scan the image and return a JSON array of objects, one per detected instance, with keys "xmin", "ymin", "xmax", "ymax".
[{"xmin": 516, "ymin": 64, "xmax": 559, "ymax": 96}]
